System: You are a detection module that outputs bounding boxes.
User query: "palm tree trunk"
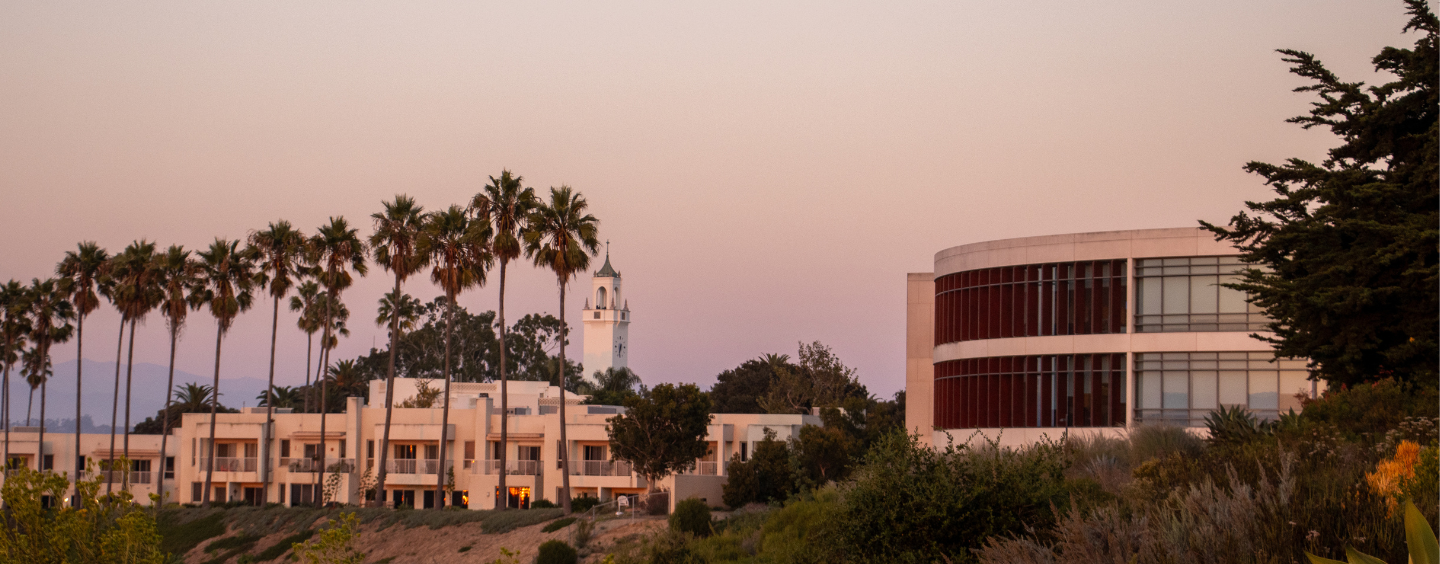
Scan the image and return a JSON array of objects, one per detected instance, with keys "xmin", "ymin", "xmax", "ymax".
[
  {"xmin": 557, "ymin": 282, "xmax": 571, "ymax": 514},
  {"xmin": 434, "ymin": 291, "xmax": 455, "ymax": 509},
  {"xmin": 72, "ymin": 314, "xmax": 84, "ymax": 506},
  {"xmin": 263, "ymin": 295, "xmax": 279, "ymax": 504},
  {"xmin": 377, "ymin": 274, "xmax": 401, "ymax": 507},
  {"xmin": 202, "ymin": 323, "xmax": 223, "ymax": 508},
  {"xmin": 38, "ymin": 343, "xmax": 48, "ymax": 474},
  {"xmin": 497, "ymin": 260, "xmax": 508, "ymax": 509},
  {"xmin": 303, "ymin": 332, "xmax": 313, "ymax": 414},
  {"xmin": 25, "ymin": 388, "xmax": 33, "ymax": 427},
  {"xmin": 316, "ymin": 295, "xmax": 332, "ymax": 506},
  {"xmin": 158, "ymin": 325, "xmax": 179, "ymax": 506},
  {"xmin": 2, "ymin": 354, "xmax": 10, "ymax": 478},
  {"xmin": 122, "ymin": 318, "xmax": 138, "ymax": 491},
  {"xmin": 107, "ymin": 318, "xmax": 124, "ymax": 494}
]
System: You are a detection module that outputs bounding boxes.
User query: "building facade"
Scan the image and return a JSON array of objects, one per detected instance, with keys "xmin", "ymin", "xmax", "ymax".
[{"xmin": 906, "ymin": 228, "xmax": 1313, "ymax": 448}]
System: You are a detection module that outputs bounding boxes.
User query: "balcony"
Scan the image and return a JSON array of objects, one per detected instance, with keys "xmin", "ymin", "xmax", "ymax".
[
  {"xmin": 282, "ymin": 458, "xmax": 356, "ymax": 473},
  {"xmin": 200, "ymin": 457, "xmax": 258, "ymax": 473},
  {"xmin": 683, "ymin": 461, "xmax": 718, "ymax": 476},
  {"xmin": 385, "ymin": 459, "xmax": 449, "ymax": 475},
  {"xmin": 476, "ymin": 459, "xmax": 542, "ymax": 476},
  {"xmin": 568, "ymin": 460, "xmax": 633, "ymax": 477},
  {"xmin": 96, "ymin": 470, "xmax": 153, "ymax": 484}
]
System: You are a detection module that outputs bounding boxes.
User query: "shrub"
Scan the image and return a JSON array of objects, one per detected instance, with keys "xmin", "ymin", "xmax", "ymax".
[
  {"xmin": 1300, "ymin": 379, "xmax": 1440, "ymax": 441},
  {"xmin": 722, "ymin": 429, "xmax": 793, "ymax": 508},
  {"xmin": 542, "ymin": 517, "xmax": 577, "ymax": 533},
  {"xmin": 571, "ymin": 495, "xmax": 602, "ymax": 513},
  {"xmin": 670, "ymin": 498, "xmax": 712, "ymax": 537},
  {"xmin": 531, "ymin": 498, "xmax": 558, "ymax": 509},
  {"xmin": 835, "ymin": 432, "xmax": 1077, "ymax": 564},
  {"xmin": 290, "ymin": 512, "xmax": 365, "ymax": 564},
  {"xmin": 536, "ymin": 540, "xmax": 578, "ymax": 564},
  {"xmin": 252, "ymin": 529, "xmax": 312, "ymax": 562},
  {"xmin": 160, "ymin": 511, "xmax": 227, "ymax": 555}
]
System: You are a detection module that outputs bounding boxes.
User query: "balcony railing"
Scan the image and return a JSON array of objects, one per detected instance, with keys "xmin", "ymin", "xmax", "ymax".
[
  {"xmin": 199, "ymin": 457, "xmax": 258, "ymax": 472},
  {"xmin": 568, "ymin": 459, "xmax": 633, "ymax": 477},
  {"xmin": 385, "ymin": 459, "xmax": 449, "ymax": 475},
  {"xmin": 281, "ymin": 458, "xmax": 355, "ymax": 473},
  {"xmin": 476, "ymin": 459, "xmax": 542, "ymax": 476},
  {"xmin": 684, "ymin": 461, "xmax": 718, "ymax": 476},
  {"xmin": 96, "ymin": 470, "xmax": 153, "ymax": 484}
]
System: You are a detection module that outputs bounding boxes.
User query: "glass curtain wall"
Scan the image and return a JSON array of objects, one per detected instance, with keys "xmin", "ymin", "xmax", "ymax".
[
  {"xmin": 1134, "ymin": 257, "xmax": 1267, "ymax": 332},
  {"xmin": 1134, "ymin": 352, "xmax": 1310, "ymax": 426},
  {"xmin": 934, "ymin": 354, "xmax": 1126, "ymax": 429}
]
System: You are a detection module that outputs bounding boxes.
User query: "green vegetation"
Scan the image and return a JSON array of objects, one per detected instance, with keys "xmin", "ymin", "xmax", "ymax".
[
  {"xmin": 1203, "ymin": 0, "xmax": 1438, "ymax": 388},
  {"xmin": 290, "ymin": 512, "xmax": 365, "ymax": 564},
  {"xmin": 608, "ymin": 383, "xmax": 713, "ymax": 490},
  {"xmin": 159, "ymin": 510, "xmax": 227, "ymax": 556},
  {"xmin": 536, "ymin": 540, "xmax": 578, "ymax": 564},
  {"xmin": 252, "ymin": 530, "xmax": 313, "ymax": 562},
  {"xmin": 670, "ymin": 498, "xmax": 713, "ymax": 538},
  {"xmin": 543, "ymin": 517, "xmax": 578, "ymax": 533},
  {"xmin": 0, "ymin": 466, "xmax": 168, "ymax": 564}
]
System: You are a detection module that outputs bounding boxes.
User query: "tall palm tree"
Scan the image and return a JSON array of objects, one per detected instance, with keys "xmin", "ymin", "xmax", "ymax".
[
  {"xmin": 308, "ymin": 217, "xmax": 367, "ymax": 502},
  {"xmin": 0, "ymin": 281, "xmax": 31, "ymax": 471},
  {"xmin": 21, "ymin": 348, "xmax": 44, "ymax": 426},
  {"xmin": 376, "ymin": 290, "xmax": 421, "ymax": 336},
  {"xmin": 113, "ymin": 241, "xmax": 161, "ymax": 490},
  {"xmin": 56, "ymin": 242, "xmax": 108, "ymax": 501},
  {"xmin": 471, "ymin": 169, "xmax": 537, "ymax": 509},
  {"xmin": 524, "ymin": 186, "xmax": 599, "ymax": 515},
  {"xmin": 369, "ymin": 195, "xmax": 427, "ymax": 507},
  {"xmin": 310, "ymin": 294, "xmax": 349, "ymax": 414},
  {"xmin": 25, "ymin": 278, "xmax": 75, "ymax": 476},
  {"xmin": 172, "ymin": 383, "xmax": 216, "ymax": 414},
  {"xmin": 97, "ymin": 254, "xmax": 128, "ymax": 493},
  {"xmin": 195, "ymin": 239, "xmax": 256, "ymax": 508},
  {"xmin": 153, "ymin": 245, "xmax": 201, "ymax": 502},
  {"xmin": 247, "ymin": 220, "xmax": 307, "ymax": 503},
  {"xmin": 289, "ymin": 281, "xmax": 322, "ymax": 413},
  {"xmin": 420, "ymin": 205, "xmax": 493, "ymax": 508}
]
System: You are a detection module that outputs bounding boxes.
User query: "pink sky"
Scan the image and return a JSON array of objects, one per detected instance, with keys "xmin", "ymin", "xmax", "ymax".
[{"xmin": 0, "ymin": 1, "xmax": 1414, "ymax": 398}]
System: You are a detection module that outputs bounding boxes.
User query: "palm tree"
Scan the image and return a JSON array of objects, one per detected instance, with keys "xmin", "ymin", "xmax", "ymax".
[
  {"xmin": 24, "ymin": 278, "xmax": 75, "ymax": 476},
  {"xmin": 308, "ymin": 217, "xmax": 367, "ymax": 502},
  {"xmin": 257, "ymin": 385, "xmax": 302, "ymax": 410},
  {"xmin": 369, "ymin": 195, "xmax": 427, "ymax": 507},
  {"xmin": 57, "ymin": 242, "xmax": 108, "ymax": 501},
  {"xmin": 471, "ymin": 169, "xmax": 537, "ymax": 509},
  {"xmin": 97, "ymin": 253, "xmax": 128, "ymax": 492},
  {"xmin": 153, "ymin": 245, "xmax": 201, "ymax": 501},
  {"xmin": 172, "ymin": 383, "xmax": 216, "ymax": 414},
  {"xmin": 310, "ymin": 294, "xmax": 350, "ymax": 413},
  {"xmin": 376, "ymin": 290, "xmax": 421, "ymax": 336},
  {"xmin": 289, "ymin": 281, "xmax": 322, "ymax": 413},
  {"xmin": 524, "ymin": 186, "xmax": 599, "ymax": 514},
  {"xmin": 247, "ymin": 220, "xmax": 307, "ymax": 503},
  {"xmin": 0, "ymin": 281, "xmax": 31, "ymax": 471},
  {"xmin": 113, "ymin": 241, "xmax": 161, "ymax": 490},
  {"xmin": 195, "ymin": 239, "xmax": 257, "ymax": 508},
  {"xmin": 21, "ymin": 347, "xmax": 44, "ymax": 425},
  {"xmin": 420, "ymin": 205, "xmax": 493, "ymax": 508}
]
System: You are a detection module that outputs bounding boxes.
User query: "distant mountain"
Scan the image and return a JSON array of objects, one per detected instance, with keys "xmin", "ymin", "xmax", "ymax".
[{"xmin": 5, "ymin": 359, "xmax": 270, "ymax": 431}]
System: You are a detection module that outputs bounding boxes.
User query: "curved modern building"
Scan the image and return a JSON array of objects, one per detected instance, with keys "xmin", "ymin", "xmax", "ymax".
[{"xmin": 905, "ymin": 228, "xmax": 1312, "ymax": 447}]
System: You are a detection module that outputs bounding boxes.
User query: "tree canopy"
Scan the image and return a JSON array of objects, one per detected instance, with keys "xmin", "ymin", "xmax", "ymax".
[
  {"xmin": 606, "ymin": 383, "xmax": 712, "ymax": 491},
  {"xmin": 1203, "ymin": 0, "xmax": 1438, "ymax": 387}
]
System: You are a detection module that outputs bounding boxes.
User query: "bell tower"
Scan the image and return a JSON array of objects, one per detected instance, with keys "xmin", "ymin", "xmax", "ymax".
[{"xmin": 582, "ymin": 244, "xmax": 630, "ymax": 383}]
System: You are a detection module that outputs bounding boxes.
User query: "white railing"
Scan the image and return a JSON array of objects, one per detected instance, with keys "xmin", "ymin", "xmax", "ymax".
[
  {"xmin": 684, "ymin": 461, "xmax": 718, "ymax": 476},
  {"xmin": 199, "ymin": 457, "xmax": 258, "ymax": 472},
  {"xmin": 96, "ymin": 470, "xmax": 153, "ymax": 484},
  {"xmin": 386, "ymin": 459, "xmax": 448, "ymax": 475},
  {"xmin": 476, "ymin": 459, "xmax": 542, "ymax": 476},
  {"xmin": 281, "ymin": 458, "xmax": 355, "ymax": 473},
  {"xmin": 568, "ymin": 460, "xmax": 633, "ymax": 477}
]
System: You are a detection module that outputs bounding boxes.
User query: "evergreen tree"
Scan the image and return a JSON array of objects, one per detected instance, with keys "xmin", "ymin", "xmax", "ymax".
[{"xmin": 1204, "ymin": 1, "xmax": 1437, "ymax": 387}]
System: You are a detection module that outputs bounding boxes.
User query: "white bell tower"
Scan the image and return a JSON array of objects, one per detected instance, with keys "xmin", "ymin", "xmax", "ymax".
[{"xmin": 582, "ymin": 244, "xmax": 629, "ymax": 383}]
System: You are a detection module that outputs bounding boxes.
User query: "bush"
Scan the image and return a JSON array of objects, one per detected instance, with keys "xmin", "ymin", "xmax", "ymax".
[
  {"xmin": 570, "ymin": 495, "xmax": 602, "ymax": 513},
  {"xmin": 536, "ymin": 540, "xmax": 577, "ymax": 564},
  {"xmin": 531, "ymin": 498, "xmax": 558, "ymax": 509},
  {"xmin": 542, "ymin": 517, "xmax": 577, "ymax": 533},
  {"xmin": 670, "ymin": 498, "xmax": 712, "ymax": 537},
  {"xmin": 722, "ymin": 429, "xmax": 794, "ymax": 508}
]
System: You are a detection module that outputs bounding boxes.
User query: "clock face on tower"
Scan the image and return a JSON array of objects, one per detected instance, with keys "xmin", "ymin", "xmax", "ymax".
[{"xmin": 614, "ymin": 336, "xmax": 626, "ymax": 358}]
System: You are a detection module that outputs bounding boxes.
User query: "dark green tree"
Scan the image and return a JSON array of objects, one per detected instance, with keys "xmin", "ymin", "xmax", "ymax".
[
  {"xmin": 721, "ymin": 428, "xmax": 793, "ymax": 508},
  {"xmin": 582, "ymin": 367, "xmax": 642, "ymax": 406},
  {"xmin": 1203, "ymin": 1, "xmax": 1438, "ymax": 388},
  {"xmin": 607, "ymin": 383, "xmax": 712, "ymax": 493},
  {"xmin": 708, "ymin": 354, "xmax": 793, "ymax": 414}
]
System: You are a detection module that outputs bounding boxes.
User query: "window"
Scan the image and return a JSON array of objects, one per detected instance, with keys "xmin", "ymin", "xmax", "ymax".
[
  {"xmin": 367, "ymin": 440, "xmax": 374, "ymax": 459},
  {"xmin": 280, "ymin": 440, "xmax": 290, "ymax": 458},
  {"xmin": 291, "ymin": 484, "xmax": 316, "ymax": 506},
  {"xmin": 934, "ymin": 260, "xmax": 1127, "ymax": 345},
  {"xmin": 1134, "ymin": 352, "xmax": 1310, "ymax": 426},
  {"xmin": 519, "ymin": 446, "xmax": 540, "ymax": 461},
  {"xmin": 463, "ymin": 441, "xmax": 475, "ymax": 469},
  {"xmin": 42, "ymin": 455, "xmax": 53, "ymax": 471},
  {"xmin": 934, "ymin": 354, "xmax": 1126, "ymax": 429},
  {"xmin": 339, "ymin": 440, "xmax": 346, "ymax": 458},
  {"xmin": 165, "ymin": 457, "xmax": 175, "ymax": 479},
  {"xmin": 1134, "ymin": 257, "xmax": 1267, "ymax": 332},
  {"xmin": 583, "ymin": 445, "xmax": 606, "ymax": 461},
  {"xmin": 596, "ymin": 286, "xmax": 608, "ymax": 309},
  {"xmin": 192, "ymin": 483, "xmax": 203, "ymax": 503},
  {"xmin": 739, "ymin": 442, "xmax": 748, "ymax": 462}
]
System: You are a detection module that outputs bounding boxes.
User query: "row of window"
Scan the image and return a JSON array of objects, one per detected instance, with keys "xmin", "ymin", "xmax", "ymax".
[
  {"xmin": 934, "ymin": 256, "xmax": 1268, "ymax": 345},
  {"xmin": 933, "ymin": 354, "xmax": 1127, "ymax": 429},
  {"xmin": 934, "ymin": 261, "xmax": 1128, "ymax": 344},
  {"xmin": 933, "ymin": 352, "xmax": 1311, "ymax": 429}
]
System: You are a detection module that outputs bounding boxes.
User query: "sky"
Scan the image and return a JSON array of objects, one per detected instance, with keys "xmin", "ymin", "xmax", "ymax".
[{"xmin": 0, "ymin": 1, "xmax": 1420, "ymax": 400}]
